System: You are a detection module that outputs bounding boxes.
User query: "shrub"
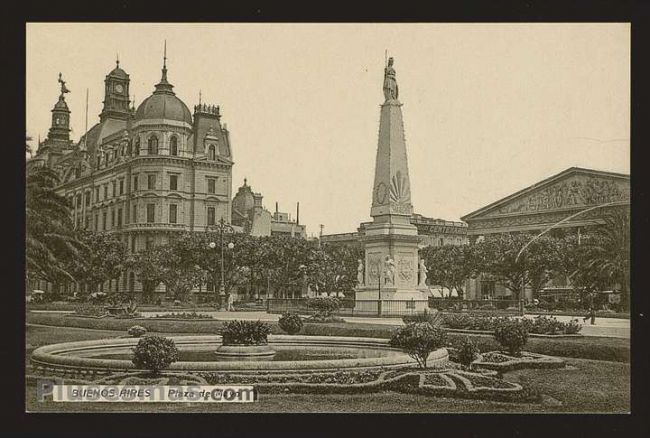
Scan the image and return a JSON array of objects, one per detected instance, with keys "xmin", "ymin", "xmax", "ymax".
[
  {"xmin": 456, "ymin": 337, "xmax": 480, "ymax": 367},
  {"xmin": 127, "ymin": 325, "xmax": 147, "ymax": 337},
  {"xmin": 402, "ymin": 309, "xmax": 444, "ymax": 327},
  {"xmin": 494, "ymin": 319, "xmax": 529, "ymax": 357},
  {"xmin": 278, "ymin": 313, "xmax": 303, "ymax": 335},
  {"xmin": 132, "ymin": 336, "xmax": 179, "ymax": 375},
  {"xmin": 308, "ymin": 297, "xmax": 341, "ymax": 318},
  {"xmin": 221, "ymin": 320, "xmax": 272, "ymax": 345},
  {"xmin": 389, "ymin": 323, "xmax": 447, "ymax": 369},
  {"xmin": 73, "ymin": 304, "xmax": 107, "ymax": 317}
]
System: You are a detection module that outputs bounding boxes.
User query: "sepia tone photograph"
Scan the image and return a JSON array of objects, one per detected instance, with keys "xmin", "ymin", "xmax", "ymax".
[{"xmin": 24, "ymin": 23, "xmax": 630, "ymax": 414}]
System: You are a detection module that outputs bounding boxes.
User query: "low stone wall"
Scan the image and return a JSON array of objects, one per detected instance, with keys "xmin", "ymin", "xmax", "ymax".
[{"xmin": 30, "ymin": 335, "xmax": 449, "ymax": 378}]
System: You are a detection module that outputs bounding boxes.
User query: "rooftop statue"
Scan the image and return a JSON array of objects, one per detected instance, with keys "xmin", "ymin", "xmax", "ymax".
[
  {"xmin": 383, "ymin": 57, "xmax": 398, "ymax": 102},
  {"xmin": 58, "ymin": 73, "xmax": 70, "ymax": 97}
]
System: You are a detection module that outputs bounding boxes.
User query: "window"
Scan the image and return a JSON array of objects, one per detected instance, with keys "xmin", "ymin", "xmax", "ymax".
[
  {"xmin": 95, "ymin": 214, "xmax": 99, "ymax": 231},
  {"xmin": 111, "ymin": 209, "xmax": 115, "ymax": 228},
  {"xmin": 119, "ymin": 179, "xmax": 124, "ymax": 195},
  {"xmin": 135, "ymin": 138, "xmax": 140, "ymax": 155},
  {"xmin": 112, "ymin": 181, "xmax": 116, "ymax": 197},
  {"xmin": 169, "ymin": 204, "xmax": 177, "ymax": 224},
  {"xmin": 132, "ymin": 204, "xmax": 137, "ymax": 223},
  {"xmin": 148, "ymin": 136, "xmax": 158, "ymax": 155},
  {"xmin": 133, "ymin": 175, "xmax": 138, "ymax": 192},
  {"xmin": 208, "ymin": 144, "xmax": 216, "ymax": 160},
  {"xmin": 96, "ymin": 156, "xmax": 101, "ymax": 168},
  {"xmin": 127, "ymin": 140, "xmax": 132, "ymax": 155},
  {"xmin": 145, "ymin": 235, "xmax": 154, "ymax": 250},
  {"xmin": 95, "ymin": 187, "xmax": 100, "ymax": 202},
  {"xmin": 131, "ymin": 235, "xmax": 136, "ymax": 253},
  {"xmin": 117, "ymin": 208, "xmax": 123, "ymax": 227},
  {"xmin": 103, "ymin": 185, "xmax": 108, "ymax": 199},
  {"xmin": 207, "ymin": 178, "xmax": 216, "ymax": 194},
  {"xmin": 146, "ymin": 204, "xmax": 155, "ymax": 223},
  {"xmin": 147, "ymin": 174, "xmax": 156, "ymax": 190},
  {"xmin": 170, "ymin": 136, "xmax": 178, "ymax": 156},
  {"xmin": 169, "ymin": 174, "xmax": 178, "ymax": 191},
  {"xmin": 84, "ymin": 215, "xmax": 89, "ymax": 229},
  {"xmin": 207, "ymin": 207, "xmax": 215, "ymax": 226},
  {"xmin": 102, "ymin": 211, "xmax": 107, "ymax": 231},
  {"xmin": 85, "ymin": 193, "xmax": 90, "ymax": 206}
]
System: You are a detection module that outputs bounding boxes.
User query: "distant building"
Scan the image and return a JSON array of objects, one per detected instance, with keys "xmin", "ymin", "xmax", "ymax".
[
  {"xmin": 320, "ymin": 213, "xmax": 468, "ymax": 248},
  {"xmin": 461, "ymin": 167, "xmax": 630, "ymax": 301},
  {"xmin": 231, "ymin": 179, "xmax": 307, "ymax": 238}
]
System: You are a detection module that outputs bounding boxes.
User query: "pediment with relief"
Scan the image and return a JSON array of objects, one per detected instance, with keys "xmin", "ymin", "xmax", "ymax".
[{"xmin": 466, "ymin": 169, "xmax": 629, "ymax": 220}]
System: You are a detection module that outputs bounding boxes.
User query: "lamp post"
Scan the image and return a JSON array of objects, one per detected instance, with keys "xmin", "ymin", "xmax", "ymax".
[{"xmin": 208, "ymin": 217, "xmax": 234, "ymax": 311}]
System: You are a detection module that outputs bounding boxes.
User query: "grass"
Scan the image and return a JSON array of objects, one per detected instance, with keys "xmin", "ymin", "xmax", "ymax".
[
  {"xmin": 27, "ymin": 312, "xmax": 629, "ymax": 363},
  {"xmin": 25, "ymin": 324, "xmax": 629, "ymax": 413}
]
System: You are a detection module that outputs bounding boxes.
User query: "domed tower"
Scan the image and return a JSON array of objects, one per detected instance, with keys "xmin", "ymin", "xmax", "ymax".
[
  {"xmin": 99, "ymin": 58, "xmax": 131, "ymax": 122},
  {"xmin": 47, "ymin": 73, "xmax": 72, "ymax": 144}
]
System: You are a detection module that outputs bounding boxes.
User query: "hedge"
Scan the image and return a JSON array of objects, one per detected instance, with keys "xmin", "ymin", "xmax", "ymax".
[{"xmin": 27, "ymin": 313, "xmax": 629, "ymax": 363}]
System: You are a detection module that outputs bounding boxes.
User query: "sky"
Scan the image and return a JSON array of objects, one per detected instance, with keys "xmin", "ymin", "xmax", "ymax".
[{"xmin": 26, "ymin": 23, "xmax": 630, "ymax": 237}]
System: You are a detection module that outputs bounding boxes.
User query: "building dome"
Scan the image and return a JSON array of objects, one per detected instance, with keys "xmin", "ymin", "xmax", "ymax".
[
  {"xmin": 233, "ymin": 180, "xmax": 255, "ymax": 214},
  {"xmin": 135, "ymin": 93, "xmax": 192, "ymax": 124},
  {"xmin": 134, "ymin": 64, "xmax": 192, "ymax": 124}
]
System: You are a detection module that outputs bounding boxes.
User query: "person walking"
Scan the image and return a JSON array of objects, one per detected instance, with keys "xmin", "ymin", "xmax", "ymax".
[
  {"xmin": 226, "ymin": 292, "xmax": 235, "ymax": 312},
  {"xmin": 583, "ymin": 292, "xmax": 596, "ymax": 325}
]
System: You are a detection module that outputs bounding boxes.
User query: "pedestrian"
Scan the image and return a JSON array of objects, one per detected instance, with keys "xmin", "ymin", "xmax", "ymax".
[
  {"xmin": 583, "ymin": 292, "xmax": 596, "ymax": 325},
  {"xmin": 227, "ymin": 293, "xmax": 235, "ymax": 312}
]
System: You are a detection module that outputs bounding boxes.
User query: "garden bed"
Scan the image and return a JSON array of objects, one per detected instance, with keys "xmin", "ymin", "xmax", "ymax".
[
  {"xmin": 472, "ymin": 351, "xmax": 566, "ymax": 372},
  {"xmin": 26, "ymin": 313, "xmax": 630, "ymax": 362},
  {"xmin": 445, "ymin": 328, "xmax": 583, "ymax": 338}
]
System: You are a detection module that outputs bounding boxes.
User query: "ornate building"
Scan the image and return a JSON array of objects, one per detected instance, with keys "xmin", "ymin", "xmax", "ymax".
[
  {"xmin": 28, "ymin": 55, "xmax": 234, "ymax": 296},
  {"xmin": 461, "ymin": 167, "xmax": 630, "ymax": 301}
]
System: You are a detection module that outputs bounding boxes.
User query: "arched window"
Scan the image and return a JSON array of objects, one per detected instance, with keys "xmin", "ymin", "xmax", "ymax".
[
  {"xmin": 135, "ymin": 138, "xmax": 140, "ymax": 155},
  {"xmin": 208, "ymin": 144, "xmax": 216, "ymax": 160},
  {"xmin": 148, "ymin": 136, "xmax": 158, "ymax": 155},
  {"xmin": 170, "ymin": 136, "xmax": 178, "ymax": 156}
]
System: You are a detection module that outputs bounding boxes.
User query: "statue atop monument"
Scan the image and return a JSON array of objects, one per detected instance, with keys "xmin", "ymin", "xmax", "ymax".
[{"xmin": 383, "ymin": 57, "xmax": 398, "ymax": 102}]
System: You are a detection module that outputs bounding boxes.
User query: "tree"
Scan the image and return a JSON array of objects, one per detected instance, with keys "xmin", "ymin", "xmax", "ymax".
[
  {"xmin": 26, "ymin": 166, "xmax": 87, "ymax": 295},
  {"xmin": 68, "ymin": 231, "xmax": 127, "ymax": 296},
  {"xmin": 420, "ymin": 244, "xmax": 477, "ymax": 299},
  {"xmin": 155, "ymin": 235, "xmax": 206, "ymax": 302},
  {"xmin": 259, "ymin": 235, "xmax": 315, "ymax": 299},
  {"xmin": 474, "ymin": 233, "xmax": 561, "ymax": 300},
  {"xmin": 306, "ymin": 244, "xmax": 362, "ymax": 297},
  {"xmin": 580, "ymin": 209, "xmax": 630, "ymax": 308},
  {"xmin": 126, "ymin": 248, "xmax": 166, "ymax": 303}
]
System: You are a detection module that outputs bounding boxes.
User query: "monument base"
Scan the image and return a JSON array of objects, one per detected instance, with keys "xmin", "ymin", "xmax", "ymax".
[{"xmin": 354, "ymin": 287, "xmax": 430, "ymax": 316}]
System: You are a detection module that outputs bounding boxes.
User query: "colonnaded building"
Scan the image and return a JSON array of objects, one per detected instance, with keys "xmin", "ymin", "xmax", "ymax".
[
  {"xmin": 461, "ymin": 166, "xmax": 630, "ymax": 302},
  {"xmin": 27, "ymin": 55, "xmax": 305, "ymax": 299}
]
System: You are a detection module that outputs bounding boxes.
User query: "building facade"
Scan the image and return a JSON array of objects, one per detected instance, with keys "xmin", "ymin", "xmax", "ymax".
[
  {"xmin": 320, "ymin": 213, "xmax": 468, "ymax": 249},
  {"xmin": 231, "ymin": 179, "xmax": 306, "ymax": 238},
  {"xmin": 461, "ymin": 167, "xmax": 630, "ymax": 301},
  {"xmin": 28, "ymin": 58, "xmax": 234, "ymax": 296}
]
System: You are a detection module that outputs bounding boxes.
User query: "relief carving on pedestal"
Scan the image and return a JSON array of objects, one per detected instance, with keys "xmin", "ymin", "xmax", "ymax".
[{"xmin": 397, "ymin": 257, "xmax": 414, "ymax": 283}]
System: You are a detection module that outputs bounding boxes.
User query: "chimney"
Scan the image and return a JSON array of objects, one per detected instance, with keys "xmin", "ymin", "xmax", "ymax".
[
  {"xmin": 275, "ymin": 202, "xmax": 279, "ymax": 215},
  {"xmin": 296, "ymin": 202, "xmax": 300, "ymax": 225}
]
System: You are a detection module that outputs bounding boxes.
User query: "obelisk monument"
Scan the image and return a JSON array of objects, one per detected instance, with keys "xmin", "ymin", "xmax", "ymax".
[{"xmin": 355, "ymin": 57, "xmax": 429, "ymax": 314}]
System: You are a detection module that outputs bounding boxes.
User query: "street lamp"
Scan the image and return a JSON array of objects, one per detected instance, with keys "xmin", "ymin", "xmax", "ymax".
[{"xmin": 208, "ymin": 217, "xmax": 234, "ymax": 311}]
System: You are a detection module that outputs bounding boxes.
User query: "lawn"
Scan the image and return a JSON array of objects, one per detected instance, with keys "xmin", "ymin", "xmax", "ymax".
[{"xmin": 25, "ymin": 325, "xmax": 630, "ymax": 413}]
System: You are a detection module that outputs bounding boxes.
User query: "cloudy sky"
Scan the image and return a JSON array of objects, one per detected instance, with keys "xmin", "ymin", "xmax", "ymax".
[{"xmin": 26, "ymin": 23, "xmax": 630, "ymax": 236}]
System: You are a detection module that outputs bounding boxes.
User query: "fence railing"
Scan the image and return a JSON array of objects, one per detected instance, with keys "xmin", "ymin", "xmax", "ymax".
[
  {"xmin": 428, "ymin": 298, "xmax": 524, "ymax": 316},
  {"xmin": 266, "ymin": 298, "xmax": 430, "ymax": 318}
]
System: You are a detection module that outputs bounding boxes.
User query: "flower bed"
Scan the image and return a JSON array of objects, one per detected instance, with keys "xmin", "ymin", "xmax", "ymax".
[
  {"xmin": 442, "ymin": 314, "xmax": 582, "ymax": 336},
  {"xmin": 472, "ymin": 351, "xmax": 566, "ymax": 372},
  {"xmin": 149, "ymin": 312, "xmax": 214, "ymax": 320}
]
